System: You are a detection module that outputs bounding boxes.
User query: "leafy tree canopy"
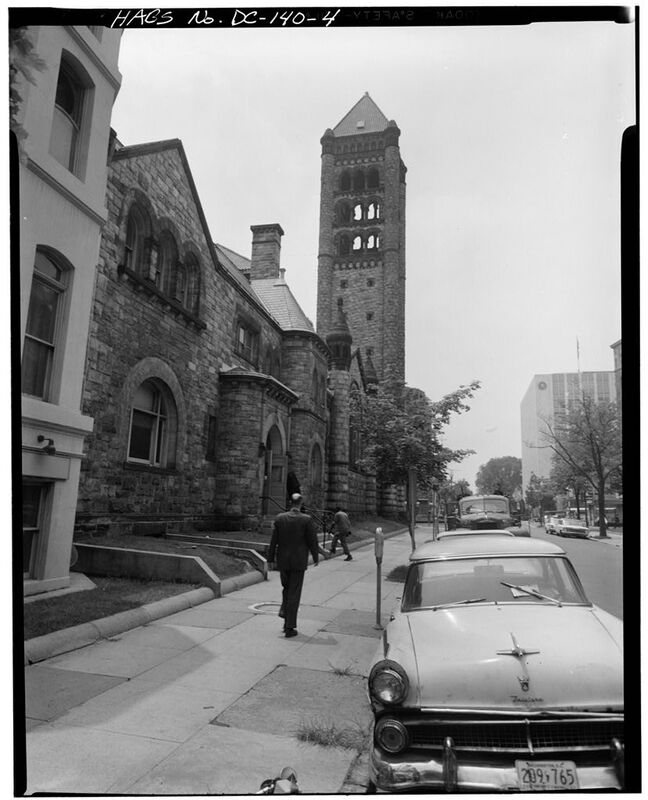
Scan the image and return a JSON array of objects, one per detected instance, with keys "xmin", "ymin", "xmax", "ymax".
[
  {"xmin": 540, "ymin": 397, "xmax": 622, "ymax": 536},
  {"xmin": 357, "ymin": 373, "xmax": 480, "ymax": 489},
  {"xmin": 524, "ymin": 472, "xmax": 555, "ymax": 514},
  {"xmin": 475, "ymin": 456, "xmax": 522, "ymax": 497}
]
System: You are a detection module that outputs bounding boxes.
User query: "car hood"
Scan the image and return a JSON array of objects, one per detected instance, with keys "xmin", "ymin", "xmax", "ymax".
[{"xmin": 403, "ymin": 605, "xmax": 623, "ymax": 711}]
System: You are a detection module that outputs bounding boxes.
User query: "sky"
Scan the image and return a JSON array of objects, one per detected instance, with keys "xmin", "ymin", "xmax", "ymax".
[{"xmin": 109, "ymin": 9, "xmax": 635, "ymax": 487}]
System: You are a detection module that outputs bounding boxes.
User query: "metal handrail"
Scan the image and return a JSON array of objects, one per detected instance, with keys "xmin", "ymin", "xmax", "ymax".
[{"xmin": 260, "ymin": 496, "xmax": 335, "ymax": 547}]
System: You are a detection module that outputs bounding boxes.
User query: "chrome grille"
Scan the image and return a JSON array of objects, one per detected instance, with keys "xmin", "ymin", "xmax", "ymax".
[{"xmin": 408, "ymin": 718, "xmax": 623, "ymax": 753}]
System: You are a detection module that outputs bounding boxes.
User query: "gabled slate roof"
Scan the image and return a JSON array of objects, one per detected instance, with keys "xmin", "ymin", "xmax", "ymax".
[
  {"xmin": 333, "ymin": 92, "xmax": 390, "ymax": 137},
  {"xmin": 214, "ymin": 243, "xmax": 314, "ymax": 333},
  {"xmin": 251, "ymin": 275, "xmax": 314, "ymax": 332}
]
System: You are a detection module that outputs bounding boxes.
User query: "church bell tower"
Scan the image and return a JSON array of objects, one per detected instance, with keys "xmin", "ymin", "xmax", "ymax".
[{"xmin": 316, "ymin": 93, "xmax": 406, "ymax": 382}]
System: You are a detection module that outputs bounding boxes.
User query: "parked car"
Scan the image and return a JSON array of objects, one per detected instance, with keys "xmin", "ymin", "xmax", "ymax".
[
  {"xmin": 436, "ymin": 529, "xmax": 515, "ymax": 541},
  {"xmin": 556, "ymin": 518, "xmax": 590, "ymax": 539},
  {"xmin": 367, "ymin": 535, "xmax": 624, "ymax": 793}
]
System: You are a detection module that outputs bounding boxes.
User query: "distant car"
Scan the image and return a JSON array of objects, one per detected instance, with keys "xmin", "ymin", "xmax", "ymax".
[
  {"xmin": 556, "ymin": 518, "xmax": 590, "ymax": 539},
  {"xmin": 545, "ymin": 515, "xmax": 560, "ymax": 534},
  {"xmin": 367, "ymin": 535, "xmax": 624, "ymax": 793}
]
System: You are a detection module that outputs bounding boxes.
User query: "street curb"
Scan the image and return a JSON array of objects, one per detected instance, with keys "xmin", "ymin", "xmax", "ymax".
[{"xmin": 24, "ymin": 570, "xmax": 266, "ymax": 666}]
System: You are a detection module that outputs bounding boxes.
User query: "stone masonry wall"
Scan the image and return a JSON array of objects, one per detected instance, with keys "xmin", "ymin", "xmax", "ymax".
[{"xmin": 78, "ymin": 144, "xmax": 284, "ymax": 528}]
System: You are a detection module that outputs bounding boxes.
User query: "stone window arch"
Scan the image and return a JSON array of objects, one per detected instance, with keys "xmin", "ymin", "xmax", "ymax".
[
  {"xmin": 127, "ymin": 378, "xmax": 177, "ymax": 467},
  {"xmin": 338, "ymin": 234, "xmax": 351, "ymax": 256},
  {"xmin": 336, "ymin": 201, "xmax": 352, "ymax": 225},
  {"xmin": 352, "ymin": 234, "xmax": 363, "ymax": 251},
  {"xmin": 367, "ymin": 168, "xmax": 380, "ymax": 188},
  {"xmin": 366, "ymin": 200, "xmax": 381, "ymax": 220},
  {"xmin": 353, "ymin": 203, "xmax": 363, "ymax": 221},
  {"xmin": 353, "ymin": 170, "xmax": 365, "ymax": 191},
  {"xmin": 340, "ymin": 170, "xmax": 351, "ymax": 191}
]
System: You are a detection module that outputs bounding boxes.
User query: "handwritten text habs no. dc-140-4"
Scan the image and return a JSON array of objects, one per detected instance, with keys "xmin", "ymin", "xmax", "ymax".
[{"xmin": 110, "ymin": 8, "xmax": 342, "ymax": 27}]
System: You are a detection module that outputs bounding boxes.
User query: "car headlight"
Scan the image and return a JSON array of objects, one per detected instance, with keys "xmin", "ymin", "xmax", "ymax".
[
  {"xmin": 375, "ymin": 717, "xmax": 410, "ymax": 754},
  {"xmin": 369, "ymin": 660, "xmax": 409, "ymax": 705}
]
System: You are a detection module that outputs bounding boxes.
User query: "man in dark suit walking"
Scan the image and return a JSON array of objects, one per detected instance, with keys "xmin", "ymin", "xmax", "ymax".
[{"xmin": 268, "ymin": 493, "xmax": 320, "ymax": 638}]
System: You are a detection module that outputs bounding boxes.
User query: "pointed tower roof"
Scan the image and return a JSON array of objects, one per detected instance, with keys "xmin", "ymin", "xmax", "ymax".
[{"xmin": 332, "ymin": 92, "xmax": 390, "ymax": 137}]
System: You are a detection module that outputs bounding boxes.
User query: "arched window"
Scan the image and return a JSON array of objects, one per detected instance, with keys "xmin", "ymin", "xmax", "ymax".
[
  {"xmin": 184, "ymin": 253, "xmax": 201, "ymax": 314},
  {"xmin": 353, "ymin": 203, "xmax": 363, "ymax": 221},
  {"xmin": 367, "ymin": 201, "xmax": 380, "ymax": 220},
  {"xmin": 367, "ymin": 234, "xmax": 376, "ymax": 250},
  {"xmin": 352, "ymin": 235, "xmax": 363, "ymax": 251},
  {"xmin": 367, "ymin": 168, "xmax": 380, "ymax": 189},
  {"xmin": 22, "ymin": 249, "xmax": 71, "ymax": 401},
  {"xmin": 349, "ymin": 382, "xmax": 363, "ymax": 470},
  {"xmin": 124, "ymin": 205, "xmax": 150, "ymax": 275},
  {"xmin": 157, "ymin": 231, "xmax": 178, "ymax": 294},
  {"xmin": 336, "ymin": 202, "xmax": 352, "ymax": 224},
  {"xmin": 127, "ymin": 379, "xmax": 173, "ymax": 466},
  {"xmin": 272, "ymin": 355, "xmax": 281, "ymax": 379},
  {"xmin": 311, "ymin": 368, "xmax": 319, "ymax": 405},
  {"xmin": 310, "ymin": 443, "xmax": 323, "ymax": 488},
  {"xmin": 340, "ymin": 171, "xmax": 351, "ymax": 191},
  {"xmin": 338, "ymin": 234, "xmax": 351, "ymax": 256},
  {"xmin": 353, "ymin": 170, "xmax": 365, "ymax": 191},
  {"xmin": 49, "ymin": 54, "xmax": 92, "ymax": 176}
]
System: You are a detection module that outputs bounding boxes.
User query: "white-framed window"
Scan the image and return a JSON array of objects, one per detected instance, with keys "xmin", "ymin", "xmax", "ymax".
[
  {"xmin": 49, "ymin": 56, "xmax": 91, "ymax": 176},
  {"xmin": 127, "ymin": 380, "xmax": 168, "ymax": 466},
  {"xmin": 22, "ymin": 249, "xmax": 70, "ymax": 401}
]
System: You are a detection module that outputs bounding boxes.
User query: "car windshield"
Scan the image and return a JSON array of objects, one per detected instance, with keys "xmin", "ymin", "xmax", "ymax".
[
  {"xmin": 402, "ymin": 555, "xmax": 589, "ymax": 611},
  {"xmin": 460, "ymin": 498, "xmax": 509, "ymax": 514}
]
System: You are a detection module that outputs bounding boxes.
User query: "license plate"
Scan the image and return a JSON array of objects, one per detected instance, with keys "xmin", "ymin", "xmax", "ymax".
[{"xmin": 516, "ymin": 760, "xmax": 579, "ymax": 791}]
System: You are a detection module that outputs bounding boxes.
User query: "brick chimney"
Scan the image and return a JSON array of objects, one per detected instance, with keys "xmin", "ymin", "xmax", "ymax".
[{"xmin": 250, "ymin": 224, "xmax": 284, "ymax": 280}]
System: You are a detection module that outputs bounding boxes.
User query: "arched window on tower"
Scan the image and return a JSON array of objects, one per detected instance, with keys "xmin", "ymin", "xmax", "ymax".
[
  {"xmin": 367, "ymin": 234, "xmax": 376, "ymax": 250},
  {"xmin": 353, "ymin": 203, "xmax": 363, "ymax": 221},
  {"xmin": 353, "ymin": 170, "xmax": 365, "ymax": 191},
  {"xmin": 367, "ymin": 168, "xmax": 379, "ymax": 188},
  {"xmin": 340, "ymin": 171, "xmax": 351, "ymax": 191},
  {"xmin": 336, "ymin": 202, "xmax": 352, "ymax": 225},
  {"xmin": 338, "ymin": 234, "xmax": 351, "ymax": 256},
  {"xmin": 367, "ymin": 201, "xmax": 380, "ymax": 220},
  {"xmin": 352, "ymin": 235, "xmax": 363, "ymax": 251}
]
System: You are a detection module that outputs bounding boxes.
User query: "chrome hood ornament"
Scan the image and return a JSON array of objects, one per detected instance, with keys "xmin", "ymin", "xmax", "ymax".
[{"xmin": 497, "ymin": 632, "xmax": 540, "ymax": 659}]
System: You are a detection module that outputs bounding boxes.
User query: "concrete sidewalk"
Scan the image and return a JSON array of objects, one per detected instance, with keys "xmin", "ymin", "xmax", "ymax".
[{"xmin": 23, "ymin": 529, "xmax": 414, "ymax": 795}]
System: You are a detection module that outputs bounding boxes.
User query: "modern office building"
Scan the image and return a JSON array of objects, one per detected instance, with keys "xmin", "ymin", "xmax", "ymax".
[{"xmin": 520, "ymin": 371, "xmax": 617, "ymax": 493}]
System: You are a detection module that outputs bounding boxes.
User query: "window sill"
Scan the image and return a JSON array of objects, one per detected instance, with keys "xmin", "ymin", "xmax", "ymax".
[
  {"xmin": 123, "ymin": 461, "xmax": 178, "ymax": 475},
  {"xmin": 118, "ymin": 264, "xmax": 206, "ymax": 330}
]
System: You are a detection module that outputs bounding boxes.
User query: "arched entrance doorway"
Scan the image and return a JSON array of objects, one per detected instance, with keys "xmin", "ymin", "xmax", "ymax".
[{"xmin": 263, "ymin": 425, "xmax": 286, "ymax": 514}]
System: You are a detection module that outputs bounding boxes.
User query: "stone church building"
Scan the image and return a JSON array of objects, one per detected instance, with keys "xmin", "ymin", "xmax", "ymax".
[{"xmin": 75, "ymin": 94, "xmax": 407, "ymax": 534}]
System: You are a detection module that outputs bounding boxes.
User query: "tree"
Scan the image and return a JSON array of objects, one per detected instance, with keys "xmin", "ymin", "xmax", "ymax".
[
  {"xmin": 10, "ymin": 27, "xmax": 47, "ymax": 153},
  {"xmin": 475, "ymin": 456, "xmax": 522, "ymax": 497},
  {"xmin": 357, "ymin": 374, "xmax": 481, "ymax": 495},
  {"xmin": 540, "ymin": 398, "xmax": 622, "ymax": 538},
  {"xmin": 549, "ymin": 455, "xmax": 588, "ymax": 521},
  {"xmin": 524, "ymin": 472, "xmax": 555, "ymax": 521}
]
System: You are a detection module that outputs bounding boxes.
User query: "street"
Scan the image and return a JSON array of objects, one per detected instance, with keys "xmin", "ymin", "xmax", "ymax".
[{"xmin": 527, "ymin": 523, "xmax": 623, "ymax": 619}]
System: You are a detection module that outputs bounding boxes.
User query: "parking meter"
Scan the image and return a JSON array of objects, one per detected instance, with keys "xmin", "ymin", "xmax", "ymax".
[
  {"xmin": 374, "ymin": 527, "xmax": 384, "ymax": 564},
  {"xmin": 374, "ymin": 527, "xmax": 384, "ymax": 629}
]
